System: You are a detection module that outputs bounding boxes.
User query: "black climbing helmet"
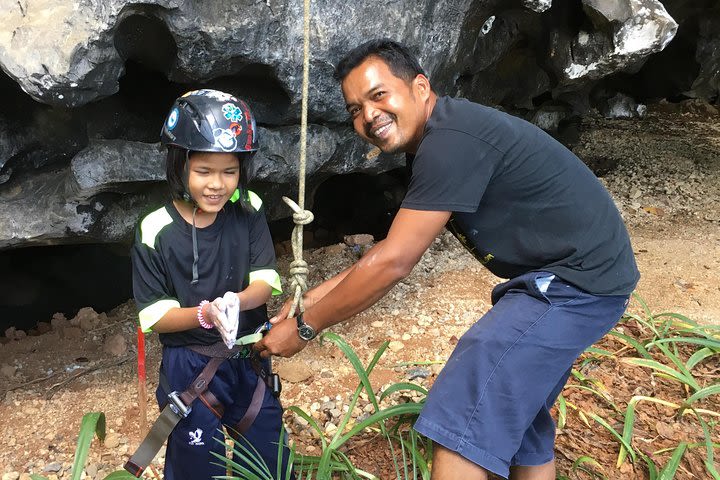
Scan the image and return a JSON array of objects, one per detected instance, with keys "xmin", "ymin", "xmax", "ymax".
[{"xmin": 160, "ymin": 89, "xmax": 259, "ymax": 153}]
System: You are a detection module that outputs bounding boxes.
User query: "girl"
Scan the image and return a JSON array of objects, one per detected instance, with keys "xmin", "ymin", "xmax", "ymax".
[{"xmin": 130, "ymin": 89, "xmax": 290, "ymax": 479}]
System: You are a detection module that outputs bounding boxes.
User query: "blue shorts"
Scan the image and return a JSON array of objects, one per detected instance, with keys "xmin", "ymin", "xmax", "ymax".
[
  {"xmin": 414, "ymin": 271, "xmax": 629, "ymax": 478},
  {"xmin": 157, "ymin": 347, "xmax": 291, "ymax": 480}
]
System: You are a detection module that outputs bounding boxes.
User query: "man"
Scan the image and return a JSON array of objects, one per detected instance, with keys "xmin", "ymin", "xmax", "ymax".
[{"xmin": 254, "ymin": 39, "xmax": 639, "ymax": 479}]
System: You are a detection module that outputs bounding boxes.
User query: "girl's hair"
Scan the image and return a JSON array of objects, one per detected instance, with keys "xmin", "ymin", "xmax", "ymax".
[{"xmin": 165, "ymin": 145, "xmax": 255, "ymax": 212}]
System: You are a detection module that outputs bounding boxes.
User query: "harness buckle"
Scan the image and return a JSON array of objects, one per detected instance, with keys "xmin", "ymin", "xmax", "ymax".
[{"xmin": 167, "ymin": 391, "xmax": 192, "ymax": 418}]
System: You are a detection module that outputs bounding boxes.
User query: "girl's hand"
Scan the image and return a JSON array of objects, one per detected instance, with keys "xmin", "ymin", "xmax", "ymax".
[{"xmin": 208, "ymin": 293, "xmax": 240, "ymax": 348}]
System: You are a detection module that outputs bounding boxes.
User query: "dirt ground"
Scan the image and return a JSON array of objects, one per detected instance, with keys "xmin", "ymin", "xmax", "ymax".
[{"xmin": 0, "ymin": 108, "xmax": 718, "ymax": 479}]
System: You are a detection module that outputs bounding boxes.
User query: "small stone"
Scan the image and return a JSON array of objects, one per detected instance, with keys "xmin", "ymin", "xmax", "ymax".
[
  {"xmin": 322, "ymin": 244, "xmax": 346, "ymax": 256},
  {"xmin": 42, "ymin": 462, "xmax": 62, "ymax": 473},
  {"xmin": 294, "ymin": 416, "xmax": 309, "ymax": 428},
  {"xmin": 36, "ymin": 322, "xmax": 52, "ymax": 334},
  {"xmin": 19, "ymin": 474, "xmax": 32, "ymax": 480},
  {"xmin": 320, "ymin": 401, "xmax": 335, "ymax": 411},
  {"xmin": 51, "ymin": 312, "xmax": 68, "ymax": 329},
  {"xmin": 102, "ymin": 334, "xmax": 127, "ymax": 357},
  {"xmin": 1, "ymin": 364, "xmax": 17, "ymax": 379},
  {"xmin": 407, "ymin": 367, "xmax": 431, "ymax": 380},
  {"xmin": 329, "ymin": 408, "xmax": 342, "ymax": 419},
  {"xmin": 2, "ymin": 473, "xmax": 20, "ymax": 480},
  {"xmin": 401, "ymin": 333, "xmax": 411, "ymax": 341},
  {"xmin": 363, "ymin": 404, "xmax": 375, "ymax": 414},
  {"xmin": 85, "ymin": 464, "xmax": 98, "ymax": 477},
  {"xmin": 388, "ymin": 341, "xmax": 404, "ymax": 352},
  {"xmin": 343, "ymin": 234, "xmax": 374, "ymax": 247},
  {"xmin": 276, "ymin": 360, "xmax": 313, "ymax": 383},
  {"xmin": 370, "ymin": 321, "xmax": 383, "ymax": 328},
  {"xmin": 305, "ymin": 445, "xmax": 316, "ymax": 453},
  {"xmin": 74, "ymin": 307, "xmax": 101, "ymax": 331},
  {"xmin": 104, "ymin": 433, "xmax": 120, "ymax": 449},
  {"xmin": 59, "ymin": 327, "xmax": 83, "ymax": 340},
  {"xmin": 4, "ymin": 327, "xmax": 17, "ymax": 340},
  {"xmin": 324, "ymin": 422, "xmax": 337, "ymax": 434}
]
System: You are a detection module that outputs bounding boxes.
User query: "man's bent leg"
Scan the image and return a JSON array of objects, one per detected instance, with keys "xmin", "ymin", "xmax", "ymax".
[
  {"xmin": 432, "ymin": 442, "xmax": 489, "ymax": 480},
  {"xmin": 509, "ymin": 461, "xmax": 555, "ymax": 480}
]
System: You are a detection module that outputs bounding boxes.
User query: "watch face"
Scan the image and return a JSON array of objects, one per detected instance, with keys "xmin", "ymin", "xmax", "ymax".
[{"xmin": 298, "ymin": 323, "xmax": 316, "ymax": 341}]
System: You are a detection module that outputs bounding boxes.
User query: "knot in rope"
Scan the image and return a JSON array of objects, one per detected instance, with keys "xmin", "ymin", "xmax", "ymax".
[
  {"xmin": 282, "ymin": 196, "xmax": 313, "ymax": 318},
  {"xmin": 292, "ymin": 208, "xmax": 314, "ymax": 225},
  {"xmin": 289, "ymin": 259, "xmax": 309, "ymax": 292}
]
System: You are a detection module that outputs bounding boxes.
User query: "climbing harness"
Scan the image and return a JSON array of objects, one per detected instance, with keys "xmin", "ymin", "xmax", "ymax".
[{"xmin": 124, "ymin": 324, "xmax": 281, "ymax": 477}]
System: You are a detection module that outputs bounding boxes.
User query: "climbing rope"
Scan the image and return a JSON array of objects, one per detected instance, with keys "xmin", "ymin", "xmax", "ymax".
[{"xmin": 282, "ymin": 0, "xmax": 314, "ymax": 319}]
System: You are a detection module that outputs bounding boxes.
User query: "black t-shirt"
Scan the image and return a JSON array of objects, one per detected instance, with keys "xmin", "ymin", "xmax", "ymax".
[
  {"xmin": 131, "ymin": 190, "xmax": 281, "ymax": 347},
  {"xmin": 402, "ymin": 96, "xmax": 639, "ymax": 295}
]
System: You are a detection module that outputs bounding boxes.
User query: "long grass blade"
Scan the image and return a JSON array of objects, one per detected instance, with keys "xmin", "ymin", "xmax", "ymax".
[
  {"xmin": 556, "ymin": 394, "xmax": 567, "ymax": 430},
  {"xmin": 608, "ymin": 330, "xmax": 652, "ymax": 358},
  {"xmin": 658, "ymin": 442, "xmax": 687, "ymax": 480},
  {"xmin": 69, "ymin": 412, "xmax": 106, "ymax": 480},
  {"xmin": 692, "ymin": 409, "xmax": 720, "ymax": 480},
  {"xmin": 588, "ymin": 413, "xmax": 636, "ymax": 463},
  {"xmin": 379, "ymin": 382, "xmax": 429, "ymax": 402},
  {"xmin": 571, "ymin": 455, "xmax": 607, "ymax": 479},
  {"xmin": 686, "ymin": 347, "xmax": 718, "ymax": 371},
  {"xmin": 680, "ymin": 384, "xmax": 720, "ymax": 413},
  {"xmin": 621, "ymin": 358, "xmax": 698, "ymax": 390},
  {"xmin": 638, "ymin": 453, "xmax": 659, "ymax": 480}
]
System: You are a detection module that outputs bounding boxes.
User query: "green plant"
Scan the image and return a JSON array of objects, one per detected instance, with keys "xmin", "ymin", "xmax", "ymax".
[{"xmin": 570, "ymin": 294, "xmax": 720, "ymax": 479}]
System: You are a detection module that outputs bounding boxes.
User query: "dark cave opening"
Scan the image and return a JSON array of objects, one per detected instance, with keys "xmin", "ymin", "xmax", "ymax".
[
  {"xmin": 1, "ymin": 171, "xmax": 407, "ymax": 336},
  {"xmin": 0, "ymin": 244, "xmax": 133, "ymax": 334}
]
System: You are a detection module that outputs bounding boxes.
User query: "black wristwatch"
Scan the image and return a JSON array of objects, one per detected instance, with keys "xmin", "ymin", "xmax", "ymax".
[{"xmin": 296, "ymin": 313, "xmax": 317, "ymax": 341}]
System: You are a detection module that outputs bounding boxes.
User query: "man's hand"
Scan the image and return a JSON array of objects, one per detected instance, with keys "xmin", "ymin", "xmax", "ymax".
[{"xmin": 253, "ymin": 315, "xmax": 308, "ymax": 358}]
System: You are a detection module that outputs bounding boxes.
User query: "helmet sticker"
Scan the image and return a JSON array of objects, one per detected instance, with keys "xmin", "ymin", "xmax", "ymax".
[
  {"xmin": 167, "ymin": 107, "xmax": 180, "ymax": 130},
  {"xmin": 229, "ymin": 122, "xmax": 243, "ymax": 136},
  {"xmin": 213, "ymin": 128, "xmax": 238, "ymax": 151},
  {"xmin": 222, "ymin": 103, "xmax": 243, "ymax": 122},
  {"xmin": 184, "ymin": 89, "xmax": 237, "ymax": 102}
]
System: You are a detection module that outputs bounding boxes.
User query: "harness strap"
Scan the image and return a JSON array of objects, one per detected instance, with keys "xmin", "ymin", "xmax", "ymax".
[
  {"xmin": 124, "ymin": 356, "xmax": 224, "ymax": 477},
  {"xmin": 234, "ymin": 376, "xmax": 266, "ymax": 434},
  {"xmin": 125, "ymin": 344, "xmax": 280, "ymax": 477}
]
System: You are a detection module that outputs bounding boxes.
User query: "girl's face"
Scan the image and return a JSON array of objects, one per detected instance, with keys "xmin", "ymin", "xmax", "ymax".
[{"xmin": 186, "ymin": 152, "xmax": 240, "ymax": 213}]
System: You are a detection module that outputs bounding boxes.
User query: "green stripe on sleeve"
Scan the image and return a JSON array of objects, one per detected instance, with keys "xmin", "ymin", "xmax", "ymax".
[
  {"xmin": 138, "ymin": 299, "xmax": 180, "ymax": 332},
  {"xmin": 140, "ymin": 207, "xmax": 173, "ymax": 249},
  {"xmin": 249, "ymin": 269, "xmax": 282, "ymax": 296}
]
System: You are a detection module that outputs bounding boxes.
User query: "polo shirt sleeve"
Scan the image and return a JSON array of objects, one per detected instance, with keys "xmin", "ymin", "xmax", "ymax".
[
  {"xmin": 246, "ymin": 191, "xmax": 282, "ymax": 295},
  {"xmin": 131, "ymin": 226, "xmax": 180, "ymax": 333},
  {"xmin": 401, "ymin": 128, "xmax": 502, "ymax": 213}
]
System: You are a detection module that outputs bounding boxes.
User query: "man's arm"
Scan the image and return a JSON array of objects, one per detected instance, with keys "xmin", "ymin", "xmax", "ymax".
[{"xmin": 254, "ymin": 208, "xmax": 451, "ymax": 357}]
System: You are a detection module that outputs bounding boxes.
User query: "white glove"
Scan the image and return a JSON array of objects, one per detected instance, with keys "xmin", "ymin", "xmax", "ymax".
[{"xmin": 210, "ymin": 292, "xmax": 240, "ymax": 349}]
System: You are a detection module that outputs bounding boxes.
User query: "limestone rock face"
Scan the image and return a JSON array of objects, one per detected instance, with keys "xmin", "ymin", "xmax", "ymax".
[
  {"xmin": 550, "ymin": 0, "xmax": 678, "ymax": 86},
  {"xmin": 1, "ymin": 0, "xmax": 714, "ymax": 250}
]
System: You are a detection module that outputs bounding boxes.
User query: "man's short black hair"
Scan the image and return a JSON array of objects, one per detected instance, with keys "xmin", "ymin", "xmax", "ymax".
[{"xmin": 334, "ymin": 38, "xmax": 426, "ymax": 83}]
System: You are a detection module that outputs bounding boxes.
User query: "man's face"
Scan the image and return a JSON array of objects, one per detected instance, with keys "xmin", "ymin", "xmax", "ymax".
[{"xmin": 341, "ymin": 56, "xmax": 430, "ymax": 154}]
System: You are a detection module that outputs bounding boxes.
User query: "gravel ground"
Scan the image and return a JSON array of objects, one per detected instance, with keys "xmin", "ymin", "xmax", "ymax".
[{"xmin": 1, "ymin": 107, "xmax": 718, "ymax": 479}]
